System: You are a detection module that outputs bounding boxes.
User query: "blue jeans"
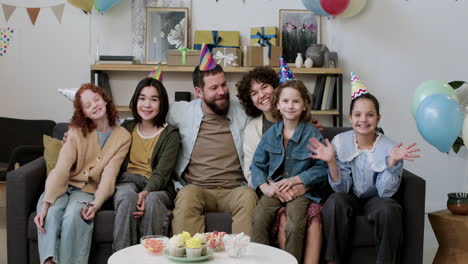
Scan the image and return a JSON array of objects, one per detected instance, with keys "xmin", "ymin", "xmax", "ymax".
[{"xmin": 36, "ymin": 186, "xmax": 94, "ymax": 264}]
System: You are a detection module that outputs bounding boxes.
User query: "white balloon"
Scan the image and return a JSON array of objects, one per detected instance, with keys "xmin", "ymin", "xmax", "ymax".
[
  {"xmin": 58, "ymin": 88, "xmax": 79, "ymax": 102},
  {"xmin": 338, "ymin": 0, "xmax": 367, "ymax": 18},
  {"xmin": 455, "ymin": 85, "xmax": 468, "ymax": 111},
  {"xmin": 462, "ymin": 114, "xmax": 468, "ymax": 145}
]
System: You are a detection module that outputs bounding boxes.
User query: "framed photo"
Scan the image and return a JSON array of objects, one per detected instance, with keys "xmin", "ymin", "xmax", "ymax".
[
  {"xmin": 145, "ymin": 7, "xmax": 188, "ymax": 64},
  {"xmin": 279, "ymin": 9, "xmax": 321, "ymax": 64}
]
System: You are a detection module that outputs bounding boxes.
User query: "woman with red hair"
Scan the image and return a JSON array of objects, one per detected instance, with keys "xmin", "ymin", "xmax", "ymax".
[{"xmin": 33, "ymin": 83, "xmax": 131, "ymax": 264}]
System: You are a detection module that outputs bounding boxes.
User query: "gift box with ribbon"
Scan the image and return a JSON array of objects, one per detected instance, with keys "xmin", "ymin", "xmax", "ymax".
[
  {"xmin": 212, "ymin": 48, "xmax": 242, "ymax": 67},
  {"xmin": 167, "ymin": 48, "xmax": 200, "ymax": 66},
  {"xmin": 250, "ymin": 27, "xmax": 278, "ymax": 47},
  {"xmin": 194, "ymin": 31, "xmax": 240, "ymax": 51}
]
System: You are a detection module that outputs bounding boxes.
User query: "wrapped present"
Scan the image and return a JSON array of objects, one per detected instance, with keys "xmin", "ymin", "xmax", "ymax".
[
  {"xmin": 194, "ymin": 31, "xmax": 240, "ymax": 51},
  {"xmin": 212, "ymin": 48, "xmax": 242, "ymax": 67},
  {"xmin": 243, "ymin": 46, "xmax": 263, "ymax": 67},
  {"xmin": 250, "ymin": 27, "xmax": 279, "ymax": 47},
  {"xmin": 243, "ymin": 46, "xmax": 282, "ymax": 67},
  {"xmin": 263, "ymin": 46, "xmax": 282, "ymax": 67},
  {"xmin": 167, "ymin": 48, "xmax": 200, "ymax": 66}
]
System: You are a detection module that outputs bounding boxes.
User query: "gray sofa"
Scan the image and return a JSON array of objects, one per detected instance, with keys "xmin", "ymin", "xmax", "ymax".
[
  {"xmin": 0, "ymin": 117, "xmax": 55, "ymax": 181},
  {"xmin": 7, "ymin": 125, "xmax": 425, "ymax": 264}
]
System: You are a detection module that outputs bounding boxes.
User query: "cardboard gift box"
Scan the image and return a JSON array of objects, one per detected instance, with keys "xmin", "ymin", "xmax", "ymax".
[
  {"xmin": 212, "ymin": 48, "xmax": 242, "ymax": 67},
  {"xmin": 263, "ymin": 45, "xmax": 282, "ymax": 67},
  {"xmin": 194, "ymin": 31, "xmax": 240, "ymax": 50},
  {"xmin": 250, "ymin": 26, "xmax": 279, "ymax": 46},
  {"xmin": 242, "ymin": 46, "xmax": 282, "ymax": 67},
  {"xmin": 243, "ymin": 46, "xmax": 263, "ymax": 67},
  {"xmin": 167, "ymin": 49, "xmax": 200, "ymax": 66}
]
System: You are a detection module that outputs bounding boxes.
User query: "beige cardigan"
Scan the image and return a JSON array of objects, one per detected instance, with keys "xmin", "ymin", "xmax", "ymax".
[
  {"xmin": 43, "ymin": 126, "xmax": 131, "ymax": 209},
  {"xmin": 243, "ymin": 115, "xmax": 263, "ymax": 188}
]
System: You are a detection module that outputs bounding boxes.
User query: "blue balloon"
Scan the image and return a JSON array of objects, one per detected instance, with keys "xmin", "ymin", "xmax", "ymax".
[
  {"xmin": 302, "ymin": 0, "xmax": 330, "ymax": 16},
  {"xmin": 94, "ymin": 0, "xmax": 120, "ymax": 12},
  {"xmin": 416, "ymin": 94, "xmax": 463, "ymax": 153}
]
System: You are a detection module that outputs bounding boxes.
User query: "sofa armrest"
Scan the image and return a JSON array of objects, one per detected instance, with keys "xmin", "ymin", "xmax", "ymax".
[
  {"xmin": 7, "ymin": 157, "xmax": 47, "ymax": 264},
  {"xmin": 400, "ymin": 169, "xmax": 426, "ymax": 264},
  {"xmin": 7, "ymin": 145, "xmax": 45, "ymax": 171}
]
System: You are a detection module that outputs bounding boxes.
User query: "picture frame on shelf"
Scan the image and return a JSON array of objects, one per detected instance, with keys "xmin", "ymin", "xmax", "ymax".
[
  {"xmin": 145, "ymin": 7, "xmax": 188, "ymax": 64},
  {"xmin": 279, "ymin": 9, "xmax": 321, "ymax": 64}
]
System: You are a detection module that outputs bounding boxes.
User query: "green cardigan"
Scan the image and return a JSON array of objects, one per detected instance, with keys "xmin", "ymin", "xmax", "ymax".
[{"xmin": 120, "ymin": 120, "xmax": 180, "ymax": 198}]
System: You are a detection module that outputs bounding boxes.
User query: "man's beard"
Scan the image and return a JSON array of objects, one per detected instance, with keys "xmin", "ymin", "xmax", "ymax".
[{"xmin": 204, "ymin": 93, "xmax": 230, "ymax": 115}]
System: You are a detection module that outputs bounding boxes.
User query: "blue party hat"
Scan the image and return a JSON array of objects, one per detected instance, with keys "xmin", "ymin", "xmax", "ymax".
[{"xmin": 279, "ymin": 56, "xmax": 295, "ymax": 84}]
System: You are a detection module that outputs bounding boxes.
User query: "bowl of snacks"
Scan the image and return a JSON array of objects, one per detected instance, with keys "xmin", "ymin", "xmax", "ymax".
[
  {"xmin": 140, "ymin": 235, "xmax": 169, "ymax": 254},
  {"xmin": 205, "ymin": 231, "xmax": 226, "ymax": 251},
  {"xmin": 222, "ymin": 233, "xmax": 250, "ymax": 257}
]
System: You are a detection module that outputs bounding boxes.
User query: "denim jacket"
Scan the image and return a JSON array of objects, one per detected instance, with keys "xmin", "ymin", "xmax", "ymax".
[
  {"xmin": 167, "ymin": 98, "xmax": 249, "ymax": 188},
  {"xmin": 251, "ymin": 121, "xmax": 329, "ymax": 203}
]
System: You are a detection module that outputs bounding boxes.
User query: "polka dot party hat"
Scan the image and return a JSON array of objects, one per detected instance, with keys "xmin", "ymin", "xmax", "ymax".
[{"xmin": 58, "ymin": 88, "xmax": 79, "ymax": 102}]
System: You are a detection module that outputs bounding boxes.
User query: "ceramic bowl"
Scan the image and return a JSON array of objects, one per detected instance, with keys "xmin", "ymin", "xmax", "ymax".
[
  {"xmin": 140, "ymin": 235, "xmax": 169, "ymax": 254},
  {"xmin": 447, "ymin": 192, "xmax": 468, "ymax": 215}
]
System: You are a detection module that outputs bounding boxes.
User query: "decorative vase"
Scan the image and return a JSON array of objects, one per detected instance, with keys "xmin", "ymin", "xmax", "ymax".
[
  {"xmin": 305, "ymin": 44, "xmax": 329, "ymax": 68},
  {"xmin": 295, "ymin": 53, "xmax": 303, "ymax": 68},
  {"xmin": 447, "ymin": 192, "xmax": 468, "ymax": 215},
  {"xmin": 304, "ymin": 57, "xmax": 314, "ymax": 68}
]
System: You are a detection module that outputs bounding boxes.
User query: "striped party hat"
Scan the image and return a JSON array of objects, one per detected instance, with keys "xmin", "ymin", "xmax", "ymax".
[
  {"xmin": 351, "ymin": 72, "xmax": 368, "ymax": 99},
  {"xmin": 279, "ymin": 56, "xmax": 295, "ymax": 84},
  {"xmin": 149, "ymin": 63, "xmax": 163, "ymax": 81},
  {"xmin": 199, "ymin": 43, "xmax": 217, "ymax": 71}
]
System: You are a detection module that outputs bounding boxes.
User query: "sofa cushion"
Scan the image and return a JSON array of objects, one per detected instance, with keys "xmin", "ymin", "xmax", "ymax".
[
  {"xmin": 28, "ymin": 210, "xmax": 115, "ymax": 243},
  {"xmin": 43, "ymin": 135, "xmax": 62, "ymax": 175}
]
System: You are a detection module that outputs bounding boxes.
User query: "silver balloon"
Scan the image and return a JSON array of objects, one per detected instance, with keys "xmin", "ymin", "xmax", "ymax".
[{"xmin": 455, "ymin": 85, "xmax": 468, "ymax": 113}]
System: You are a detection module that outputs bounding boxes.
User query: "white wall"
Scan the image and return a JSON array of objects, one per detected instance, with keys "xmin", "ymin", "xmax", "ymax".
[{"xmin": 1, "ymin": 0, "xmax": 468, "ymax": 212}]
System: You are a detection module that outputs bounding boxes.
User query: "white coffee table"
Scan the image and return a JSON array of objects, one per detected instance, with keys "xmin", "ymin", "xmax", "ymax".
[{"xmin": 108, "ymin": 242, "xmax": 297, "ymax": 264}]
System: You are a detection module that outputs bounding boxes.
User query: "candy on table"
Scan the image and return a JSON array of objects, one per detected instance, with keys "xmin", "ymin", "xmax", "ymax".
[
  {"xmin": 222, "ymin": 232, "xmax": 251, "ymax": 257},
  {"xmin": 142, "ymin": 238, "xmax": 165, "ymax": 253},
  {"xmin": 204, "ymin": 231, "xmax": 227, "ymax": 251}
]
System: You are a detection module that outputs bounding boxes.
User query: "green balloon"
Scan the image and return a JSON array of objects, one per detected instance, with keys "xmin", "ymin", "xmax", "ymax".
[{"xmin": 412, "ymin": 80, "xmax": 459, "ymax": 118}]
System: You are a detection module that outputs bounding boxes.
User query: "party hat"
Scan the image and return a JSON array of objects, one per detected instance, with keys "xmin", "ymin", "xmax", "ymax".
[
  {"xmin": 279, "ymin": 56, "xmax": 295, "ymax": 84},
  {"xmin": 149, "ymin": 63, "xmax": 163, "ymax": 81},
  {"xmin": 199, "ymin": 43, "xmax": 217, "ymax": 71},
  {"xmin": 350, "ymin": 72, "xmax": 368, "ymax": 99},
  {"xmin": 58, "ymin": 88, "xmax": 79, "ymax": 102}
]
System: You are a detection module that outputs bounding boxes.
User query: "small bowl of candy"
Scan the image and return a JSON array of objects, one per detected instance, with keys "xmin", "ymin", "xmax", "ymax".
[
  {"xmin": 222, "ymin": 233, "xmax": 250, "ymax": 257},
  {"xmin": 140, "ymin": 235, "xmax": 169, "ymax": 254},
  {"xmin": 204, "ymin": 231, "xmax": 226, "ymax": 251}
]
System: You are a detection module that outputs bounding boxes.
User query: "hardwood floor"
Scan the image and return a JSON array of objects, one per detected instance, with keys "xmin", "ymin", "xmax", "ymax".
[{"xmin": 1, "ymin": 182, "xmax": 7, "ymax": 264}]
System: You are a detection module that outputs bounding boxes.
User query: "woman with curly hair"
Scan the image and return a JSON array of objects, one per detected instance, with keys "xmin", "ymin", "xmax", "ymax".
[
  {"xmin": 236, "ymin": 67, "xmax": 326, "ymax": 264},
  {"xmin": 34, "ymin": 83, "xmax": 131, "ymax": 264}
]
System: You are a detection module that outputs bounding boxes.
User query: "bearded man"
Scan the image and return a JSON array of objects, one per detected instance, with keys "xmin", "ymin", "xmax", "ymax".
[{"xmin": 168, "ymin": 64, "xmax": 258, "ymax": 236}]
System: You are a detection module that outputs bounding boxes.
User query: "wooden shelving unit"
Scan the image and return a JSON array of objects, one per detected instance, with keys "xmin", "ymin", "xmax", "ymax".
[{"xmin": 91, "ymin": 64, "xmax": 343, "ymax": 126}]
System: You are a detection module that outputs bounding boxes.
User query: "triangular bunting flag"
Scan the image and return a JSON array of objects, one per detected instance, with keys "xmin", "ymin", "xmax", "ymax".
[
  {"xmin": 51, "ymin": 4, "xmax": 65, "ymax": 23},
  {"xmin": 26, "ymin": 8, "xmax": 40, "ymax": 25},
  {"xmin": 2, "ymin": 4, "xmax": 16, "ymax": 22},
  {"xmin": 0, "ymin": 27, "xmax": 14, "ymax": 57}
]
